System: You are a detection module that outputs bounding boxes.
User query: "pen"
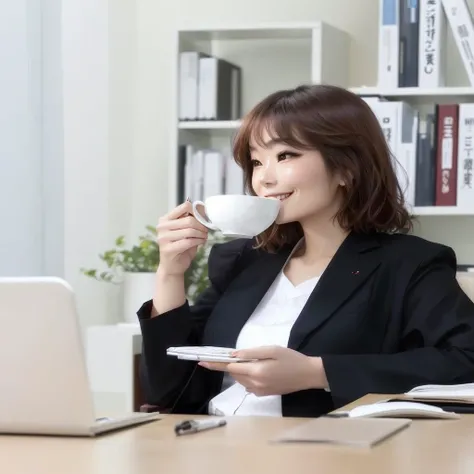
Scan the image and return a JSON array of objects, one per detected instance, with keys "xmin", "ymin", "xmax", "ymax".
[
  {"xmin": 324, "ymin": 411, "xmax": 349, "ymax": 418},
  {"xmin": 174, "ymin": 418, "xmax": 227, "ymax": 436}
]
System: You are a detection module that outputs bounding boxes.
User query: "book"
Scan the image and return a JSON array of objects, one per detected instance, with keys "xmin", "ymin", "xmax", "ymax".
[
  {"xmin": 405, "ymin": 382, "xmax": 474, "ymax": 401},
  {"xmin": 442, "ymin": 0, "xmax": 474, "ymax": 86},
  {"xmin": 415, "ymin": 114, "xmax": 437, "ymax": 206},
  {"xmin": 419, "ymin": 0, "xmax": 446, "ymax": 87},
  {"xmin": 273, "ymin": 416, "xmax": 412, "ymax": 448},
  {"xmin": 399, "ymin": 0, "xmax": 420, "ymax": 87},
  {"xmin": 378, "ymin": 0, "xmax": 400, "ymax": 88},
  {"xmin": 456, "ymin": 103, "xmax": 474, "ymax": 208},
  {"xmin": 179, "ymin": 52, "xmax": 209, "ymax": 120},
  {"xmin": 435, "ymin": 104, "xmax": 459, "ymax": 206},
  {"xmin": 328, "ymin": 400, "xmax": 460, "ymax": 419}
]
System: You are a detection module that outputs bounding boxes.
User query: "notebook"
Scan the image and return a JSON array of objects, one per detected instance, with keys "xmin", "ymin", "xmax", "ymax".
[
  {"xmin": 404, "ymin": 383, "xmax": 474, "ymax": 401},
  {"xmin": 273, "ymin": 417, "xmax": 411, "ymax": 448},
  {"xmin": 327, "ymin": 400, "xmax": 460, "ymax": 419},
  {"xmin": 380, "ymin": 383, "xmax": 474, "ymax": 413}
]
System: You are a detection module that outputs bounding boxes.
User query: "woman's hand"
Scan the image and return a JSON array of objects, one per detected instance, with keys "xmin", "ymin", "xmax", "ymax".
[
  {"xmin": 156, "ymin": 200, "xmax": 209, "ymax": 276},
  {"xmin": 199, "ymin": 346, "xmax": 328, "ymax": 396}
]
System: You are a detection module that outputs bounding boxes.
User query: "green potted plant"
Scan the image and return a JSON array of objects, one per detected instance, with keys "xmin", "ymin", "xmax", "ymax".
[{"xmin": 81, "ymin": 225, "xmax": 222, "ymax": 323}]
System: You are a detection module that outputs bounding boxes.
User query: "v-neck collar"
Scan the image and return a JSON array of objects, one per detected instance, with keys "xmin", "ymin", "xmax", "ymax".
[{"xmin": 203, "ymin": 231, "xmax": 382, "ymax": 350}]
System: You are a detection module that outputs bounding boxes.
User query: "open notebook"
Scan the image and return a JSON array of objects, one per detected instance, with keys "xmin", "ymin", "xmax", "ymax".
[
  {"xmin": 328, "ymin": 400, "xmax": 460, "ymax": 420},
  {"xmin": 386, "ymin": 383, "xmax": 474, "ymax": 413},
  {"xmin": 404, "ymin": 383, "xmax": 474, "ymax": 401}
]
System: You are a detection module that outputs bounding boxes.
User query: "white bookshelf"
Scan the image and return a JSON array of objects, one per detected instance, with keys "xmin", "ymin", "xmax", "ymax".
[
  {"xmin": 178, "ymin": 120, "xmax": 241, "ymax": 130},
  {"xmin": 171, "ymin": 21, "xmax": 351, "ymax": 208},
  {"xmin": 412, "ymin": 206, "xmax": 474, "ymax": 216},
  {"xmin": 348, "ymin": 85, "xmax": 474, "ymax": 262},
  {"xmin": 170, "ymin": 23, "xmax": 474, "ymax": 264},
  {"xmin": 350, "ymin": 86, "xmax": 474, "ymax": 98}
]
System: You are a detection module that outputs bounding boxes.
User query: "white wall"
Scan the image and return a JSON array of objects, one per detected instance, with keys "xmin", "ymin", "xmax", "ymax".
[
  {"xmin": 61, "ymin": 0, "xmax": 113, "ymax": 329},
  {"xmin": 42, "ymin": 0, "xmax": 65, "ymax": 278},
  {"xmin": 61, "ymin": 0, "xmax": 137, "ymax": 328},
  {"xmin": 0, "ymin": 0, "xmax": 135, "ymax": 328}
]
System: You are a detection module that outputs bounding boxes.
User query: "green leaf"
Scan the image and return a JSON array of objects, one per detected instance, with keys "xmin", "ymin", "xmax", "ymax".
[{"xmin": 115, "ymin": 235, "xmax": 126, "ymax": 246}]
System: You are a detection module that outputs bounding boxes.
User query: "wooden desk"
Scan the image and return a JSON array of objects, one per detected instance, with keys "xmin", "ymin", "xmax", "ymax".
[{"xmin": 2, "ymin": 394, "xmax": 474, "ymax": 474}]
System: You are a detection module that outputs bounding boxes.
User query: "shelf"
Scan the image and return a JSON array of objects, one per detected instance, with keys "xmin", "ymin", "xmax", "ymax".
[
  {"xmin": 350, "ymin": 86, "xmax": 474, "ymax": 98},
  {"xmin": 179, "ymin": 22, "xmax": 328, "ymax": 41},
  {"xmin": 413, "ymin": 206, "xmax": 474, "ymax": 216},
  {"xmin": 178, "ymin": 120, "xmax": 241, "ymax": 130}
]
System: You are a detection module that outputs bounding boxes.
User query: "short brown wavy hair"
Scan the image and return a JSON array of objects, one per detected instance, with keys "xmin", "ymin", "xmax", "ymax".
[{"xmin": 232, "ymin": 84, "xmax": 413, "ymax": 252}]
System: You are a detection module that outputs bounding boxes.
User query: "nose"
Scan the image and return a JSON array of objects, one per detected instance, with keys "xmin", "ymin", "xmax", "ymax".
[{"xmin": 258, "ymin": 160, "xmax": 277, "ymax": 187}]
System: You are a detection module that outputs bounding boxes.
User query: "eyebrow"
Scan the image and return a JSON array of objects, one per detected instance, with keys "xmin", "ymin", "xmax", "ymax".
[{"xmin": 249, "ymin": 138, "xmax": 288, "ymax": 151}]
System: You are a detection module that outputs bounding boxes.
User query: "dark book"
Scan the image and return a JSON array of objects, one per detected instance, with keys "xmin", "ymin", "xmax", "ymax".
[
  {"xmin": 415, "ymin": 113, "xmax": 436, "ymax": 206},
  {"xmin": 198, "ymin": 57, "xmax": 242, "ymax": 121},
  {"xmin": 398, "ymin": 0, "xmax": 420, "ymax": 87},
  {"xmin": 177, "ymin": 145, "xmax": 187, "ymax": 204},
  {"xmin": 435, "ymin": 104, "xmax": 459, "ymax": 206}
]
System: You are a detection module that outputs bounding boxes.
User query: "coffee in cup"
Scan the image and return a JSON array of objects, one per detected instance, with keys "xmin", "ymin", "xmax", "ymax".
[{"xmin": 192, "ymin": 194, "xmax": 280, "ymax": 238}]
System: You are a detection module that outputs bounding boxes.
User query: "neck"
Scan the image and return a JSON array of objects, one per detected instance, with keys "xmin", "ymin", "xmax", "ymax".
[{"xmin": 298, "ymin": 218, "xmax": 349, "ymax": 262}]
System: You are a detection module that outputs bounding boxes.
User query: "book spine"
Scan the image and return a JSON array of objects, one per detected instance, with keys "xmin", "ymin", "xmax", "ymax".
[
  {"xmin": 216, "ymin": 60, "xmax": 235, "ymax": 121},
  {"xmin": 456, "ymin": 103, "xmax": 474, "ymax": 208},
  {"xmin": 179, "ymin": 52, "xmax": 200, "ymax": 120},
  {"xmin": 398, "ymin": 0, "xmax": 420, "ymax": 87},
  {"xmin": 419, "ymin": 0, "xmax": 446, "ymax": 87},
  {"xmin": 441, "ymin": 0, "xmax": 474, "ymax": 86},
  {"xmin": 395, "ymin": 102, "xmax": 418, "ymax": 208},
  {"xmin": 415, "ymin": 113, "xmax": 437, "ymax": 206},
  {"xmin": 378, "ymin": 0, "xmax": 400, "ymax": 88},
  {"xmin": 435, "ymin": 104, "xmax": 459, "ymax": 206},
  {"xmin": 371, "ymin": 101, "xmax": 399, "ymax": 166}
]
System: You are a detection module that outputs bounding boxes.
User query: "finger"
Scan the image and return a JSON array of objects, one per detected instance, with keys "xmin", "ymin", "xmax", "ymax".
[
  {"xmin": 162, "ymin": 201, "xmax": 194, "ymax": 221},
  {"xmin": 232, "ymin": 345, "xmax": 280, "ymax": 360},
  {"xmin": 158, "ymin": 228, "xmax": 208, "ymax": 244},
  {"xmin": 159, "ymin": 216, "xmax": 209, "ymax": 234},
  {"xmin": 161, "ymin": 237, "xmax": 206, "ymax": 256},
  {"xmin": 231, "ymin": 375, "xmax": 266, "ymax": 396},
  {"xmin": 225, "ymin": 361, "xmax": 256, "ymax": 376},
  {"xmin": 198, "ymin": 361, "xmax": 230, "ymax": 371}
]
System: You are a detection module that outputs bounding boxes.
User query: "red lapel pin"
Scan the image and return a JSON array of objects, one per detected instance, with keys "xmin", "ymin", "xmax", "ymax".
[{"xmin": 352, "ymin": 270, "xmax": 360, "ymax": 275}]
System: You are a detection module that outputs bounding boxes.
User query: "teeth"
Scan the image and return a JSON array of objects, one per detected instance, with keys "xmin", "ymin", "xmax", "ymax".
[{"xmin": 272, "ymin": 193, "xmax": 291, "ymax": 200}]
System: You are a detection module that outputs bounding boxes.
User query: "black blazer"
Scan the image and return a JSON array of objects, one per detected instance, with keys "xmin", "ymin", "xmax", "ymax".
[{"xmin": 137, "ymin": 231, "xmax": 474, "ymax": 417}]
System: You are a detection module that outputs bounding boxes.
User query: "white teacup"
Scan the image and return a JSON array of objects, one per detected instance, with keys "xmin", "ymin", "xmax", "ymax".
[{"xmin": 192, "ymin": 194, "xmax": 281, "ymax": 238}]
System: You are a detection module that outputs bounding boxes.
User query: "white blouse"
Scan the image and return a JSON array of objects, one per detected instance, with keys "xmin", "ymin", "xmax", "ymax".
[{"xmin": 208, "ymin": 239, "xmax": 320, "ymax": 417}]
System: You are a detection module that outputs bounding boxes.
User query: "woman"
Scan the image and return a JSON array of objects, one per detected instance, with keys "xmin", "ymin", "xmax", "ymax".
[{"xmin": 137, "ymin": 84, "xmax": 474, "ymax": 418}]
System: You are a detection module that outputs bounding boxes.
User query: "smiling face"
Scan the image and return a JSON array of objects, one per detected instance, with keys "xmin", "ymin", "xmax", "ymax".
[
  {"xmin": 249, "ymin": 129, "xmax": 344, "ymax": 226},
  {"xmin": 232, "ymin": 84, "xmax": 413, "ymax": 251}
]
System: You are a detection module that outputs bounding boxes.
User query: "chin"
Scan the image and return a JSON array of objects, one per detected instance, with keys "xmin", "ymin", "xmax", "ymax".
[{"xmin": 275, "ymin": 212, "xmax": 298, "ymax": 225}]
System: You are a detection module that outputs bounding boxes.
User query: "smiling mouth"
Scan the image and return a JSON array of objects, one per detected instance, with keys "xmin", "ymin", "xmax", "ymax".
[{"xmin": 267, "ymin": 192, "xmax": 293, "ymax": 201}]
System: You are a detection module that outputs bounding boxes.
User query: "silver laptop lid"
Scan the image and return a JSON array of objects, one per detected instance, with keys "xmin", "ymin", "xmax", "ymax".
[{"xmin": 0, "ymin": 277, "xmax": 95, "ymax": 434}]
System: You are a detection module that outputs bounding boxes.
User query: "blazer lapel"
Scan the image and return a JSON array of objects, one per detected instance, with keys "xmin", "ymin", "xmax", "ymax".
[
  {"xmin": 288, "ymin": 232, "xmax": 382, "ymax": 350},
  {"xmin": 205, "ymin": 246, "xmax": 292, "ymax": 349}
]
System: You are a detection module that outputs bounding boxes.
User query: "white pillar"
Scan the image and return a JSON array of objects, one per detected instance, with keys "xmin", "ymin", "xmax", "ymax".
[
  {"xmin": 61, "ymin": 0, "xmax": 112, "ymax": 328},
  {"xmin": 0, "ymin": 0, "xmax": 43, "ymax": 276},
  {"xmin": 1, "ymin": 0, "xmax": 137, "ymax": 328}
]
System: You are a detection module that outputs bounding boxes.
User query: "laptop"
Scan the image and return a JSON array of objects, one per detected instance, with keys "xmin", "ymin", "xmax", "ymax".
[{"xmin": 0, "ymin": 276, "xmax": 161, "ymax": 436}]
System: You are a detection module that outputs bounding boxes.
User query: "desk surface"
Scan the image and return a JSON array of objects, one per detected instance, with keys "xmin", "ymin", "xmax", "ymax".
[{"xmin": 2, "ymin": 394, "xmax": 474, "ymax": 474}]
